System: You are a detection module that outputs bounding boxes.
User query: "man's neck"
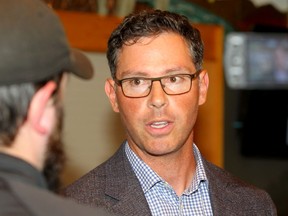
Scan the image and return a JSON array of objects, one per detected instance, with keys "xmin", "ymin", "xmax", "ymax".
[{"xmin": 136, "ymin": 144, "xmax": 196, "ymax": 196}]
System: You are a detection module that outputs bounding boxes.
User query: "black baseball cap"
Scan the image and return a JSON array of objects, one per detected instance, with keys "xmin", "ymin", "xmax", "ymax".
[{"xmin": 0, "ymin": 0, "xmax": 94, "ymax": 86}]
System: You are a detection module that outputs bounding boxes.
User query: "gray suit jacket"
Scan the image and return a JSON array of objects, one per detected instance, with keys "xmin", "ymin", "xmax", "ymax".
[
  {"xmin": 65, "ymin": 143, "xmax": 277, "ymax": 216},
  {"xmin": 0, "ymin": 177, "xmax": 113, "ymax": 216}
]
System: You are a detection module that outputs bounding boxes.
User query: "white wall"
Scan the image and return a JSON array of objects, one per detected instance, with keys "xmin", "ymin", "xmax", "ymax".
[{"xmin": 62, "ymin": 52, "xmax": 125, "ymax": 186}]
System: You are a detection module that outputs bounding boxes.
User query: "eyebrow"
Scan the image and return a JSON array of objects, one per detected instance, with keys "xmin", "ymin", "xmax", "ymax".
[
  {"xmin": 120, "ymin": 70, "xmax": 147, "ymax": 78},
  {"xmin": 166, "ymin": 67, "xmax": 192, "ymax": 74},
  {"xmin": 119, "ymin": 67, "xmax": 193, "ymax": 79}
]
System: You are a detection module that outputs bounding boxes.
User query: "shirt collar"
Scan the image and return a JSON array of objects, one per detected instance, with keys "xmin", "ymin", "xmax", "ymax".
[
  {"xmin": 125, "ymin": 142, "xmax": 208, "ymax": 195},
  {"xmin": 125, "ymin": 142, "xmax": 161, "ymax": 193},
  {"xmin": 186, "ymin": 144, "xmax": 208, "ymax": 194}
]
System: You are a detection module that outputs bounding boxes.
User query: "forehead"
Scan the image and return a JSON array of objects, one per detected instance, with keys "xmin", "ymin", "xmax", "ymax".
[{"xmin": 117, "ymin": 33, "xmax": 195, "ymax": 76}]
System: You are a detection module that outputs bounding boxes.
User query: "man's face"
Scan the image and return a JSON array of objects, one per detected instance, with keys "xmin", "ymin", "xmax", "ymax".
[
  {"xmin": 105, "ymin": 33, "xmax": 208, "ymax": 161},
  {"xmin": 42, "ymin": 102, "xmax": 65, "ymax": 192}
]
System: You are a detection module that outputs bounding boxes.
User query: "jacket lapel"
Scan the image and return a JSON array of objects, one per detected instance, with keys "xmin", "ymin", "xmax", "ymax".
[{"xmin": 104, "ymin": 143, "xmax": 152, "ymax": 216}]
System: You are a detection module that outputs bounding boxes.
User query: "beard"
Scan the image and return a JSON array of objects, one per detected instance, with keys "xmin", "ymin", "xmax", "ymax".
[{"xmin": 42, "ymin": 105, "xmax": 66, "ymax": 193}]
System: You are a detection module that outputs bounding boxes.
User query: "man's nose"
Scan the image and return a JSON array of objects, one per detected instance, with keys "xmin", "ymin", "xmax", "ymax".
[{"xmin": 148, "ymin": 80, "xmax": 167, "ymax": 108}]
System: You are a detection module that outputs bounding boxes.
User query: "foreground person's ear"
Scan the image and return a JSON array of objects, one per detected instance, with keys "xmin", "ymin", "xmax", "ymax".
[{"xmin": 27, "ymin": 81, "xmax": 57, "ymax": 135}]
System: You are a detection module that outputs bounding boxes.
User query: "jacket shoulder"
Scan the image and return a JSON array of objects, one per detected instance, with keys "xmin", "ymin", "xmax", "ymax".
[
  {"xmin": 64, "ymin": 146, "xmax": 126, "ymax": 207},
  {"xmin": 64, "ymin": 159, "xmax": 109, "ymax": 200},
  {"xmin": 205, "ymin": 161, "xmax": 277, "ymax": 215}
]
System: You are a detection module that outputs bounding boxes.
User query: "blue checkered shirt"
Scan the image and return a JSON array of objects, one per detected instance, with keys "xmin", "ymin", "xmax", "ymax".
[{"xmin": 125, "ymin": 142, "xmax": 213, "ymax": 216}]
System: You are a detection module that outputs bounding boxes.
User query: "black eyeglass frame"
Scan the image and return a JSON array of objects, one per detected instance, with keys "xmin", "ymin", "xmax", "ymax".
[{"xmin": 114, "ymin": 69, "xmax": 202, "ymax": 98}]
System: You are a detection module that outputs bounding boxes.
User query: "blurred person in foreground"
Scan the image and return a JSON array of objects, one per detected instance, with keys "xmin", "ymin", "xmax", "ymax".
[
  {"xmin": 65, "ymin": 10, "xmax": 277, "ymax": 216},
  {"xmin": 0, "ymin": 0, "xmax": 114, "ymax": 215}
]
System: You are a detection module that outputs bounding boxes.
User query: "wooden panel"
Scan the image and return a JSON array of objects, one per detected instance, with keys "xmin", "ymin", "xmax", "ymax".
[
  {"xmin": 194, "ymin": 25, "xmax": 224, "ymax": 167},
  {"xmin": 56, "ymin": 10, "xmax": 122, "ymax": 52},
  {"xmin": 194, "ymin": 61, "xmax": 224, "ymax": 167},
  {"xmin": 193, "ymin": 24, "xmax": 224, "ymax": 62}
]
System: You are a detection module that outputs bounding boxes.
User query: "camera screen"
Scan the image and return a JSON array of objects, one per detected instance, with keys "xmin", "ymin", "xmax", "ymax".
[{"xmin": 247, "ymin": 35, "xmax": 288, "ymax": 87}]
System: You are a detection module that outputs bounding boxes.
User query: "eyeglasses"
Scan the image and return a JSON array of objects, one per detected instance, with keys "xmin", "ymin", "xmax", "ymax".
[{"xmin": 114, "ymin": 70, "xmax": 201, "ymax": 98}]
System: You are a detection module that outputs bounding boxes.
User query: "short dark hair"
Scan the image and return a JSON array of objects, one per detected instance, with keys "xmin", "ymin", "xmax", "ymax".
[
  {"xmin": 0, "ymin": 72, "xmax": 63, "ymax": 147},
  {"xmin": 107, "ymin": 10, "xmax": 204, "ymax": 79}
]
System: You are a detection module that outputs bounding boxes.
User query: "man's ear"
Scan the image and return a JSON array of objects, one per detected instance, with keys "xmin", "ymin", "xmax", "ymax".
[
  {"xmin": 105, "ymin": 78, "xmax": 119, "ymax": 113},
  {"xmin": 198, "ymin": 70, "xmax": 209, "ymax": 105},
  {"xmin": 27, "ymin": 81, "xmax": 57, "ymax": 135}
]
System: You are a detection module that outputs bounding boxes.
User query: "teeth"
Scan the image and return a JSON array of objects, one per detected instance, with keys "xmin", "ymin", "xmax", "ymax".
[{"xmin": 151, "ymin": 121, "xmax": 168, "ymax": 128}]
